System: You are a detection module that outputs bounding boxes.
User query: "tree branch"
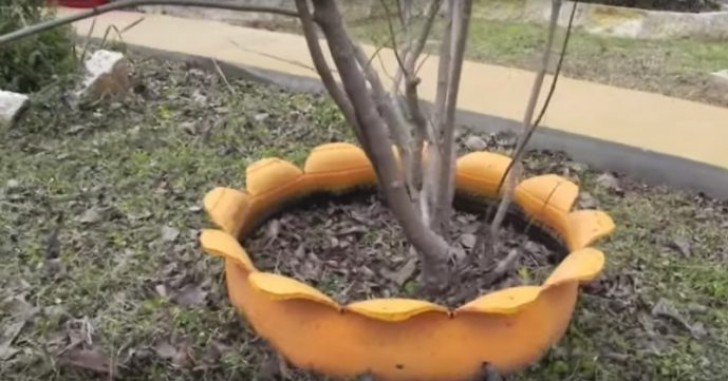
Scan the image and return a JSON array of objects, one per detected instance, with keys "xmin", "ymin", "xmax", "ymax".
[
  {"xmin": 0, "ymin": 0, "xmax": 299, "ymax": 45},
  {"xmin": 422, "ymin": 0, "xmax": 453, "ymax": 227},
  {"xmin": 312, "ymin": 0, "xmax": 450, "ymax": 291},
  {"xmin": 392, "ymin": 0, "xmax": 442, "ymax": 92},
  {"xmin": 479, "ymin": 0, "xmax": 566, "ymax": 251},
  {"xmin": 432, "ymin": 0, "xmax": 473, "ymax": 230},
  {"xmin": 294, "ymin": 0, "xmax": 367, "ymax": 148}
]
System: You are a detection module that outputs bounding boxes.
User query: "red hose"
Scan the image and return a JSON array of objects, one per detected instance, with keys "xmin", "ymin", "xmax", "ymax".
[{"xmin": 50, "ymin": 0, "xmax": 110, "ymax": 8}]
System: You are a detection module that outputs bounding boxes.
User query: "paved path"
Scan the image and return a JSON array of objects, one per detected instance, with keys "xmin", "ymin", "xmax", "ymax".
[{"xmin": 58, "ymin": 7, "xmax": 728, "ymax": 171}]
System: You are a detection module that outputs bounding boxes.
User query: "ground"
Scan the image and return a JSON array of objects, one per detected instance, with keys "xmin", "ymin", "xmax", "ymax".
[{"xmin": 1, "ymin": 55, "xmax": 727, "ymax": 381}]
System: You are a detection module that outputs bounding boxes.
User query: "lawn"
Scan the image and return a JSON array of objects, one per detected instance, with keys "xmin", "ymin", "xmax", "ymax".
[
  {"xmin": 346, "ymin": 7, "xmax": 728, "ymax": 108},
  {"xmin": 1, "ymin": 55, "xmax": 727, "ymax": 381}
]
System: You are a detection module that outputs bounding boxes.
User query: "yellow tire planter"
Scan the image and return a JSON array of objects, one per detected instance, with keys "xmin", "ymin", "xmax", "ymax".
[{"xmin": 200, "ymin": 142, "xmax": 615, "ymax": 381}]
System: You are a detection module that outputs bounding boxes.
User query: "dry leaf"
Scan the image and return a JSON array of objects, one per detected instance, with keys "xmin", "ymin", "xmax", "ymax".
[
  {"xmin": 154, "ymin": 342, "xmax": 178, "ymax": 359},
  {"xmin": 0, "ymin": 345, "xmax": 20, "ymax": 361},
  {"xmin": 669, "ymin": 237, "xmax": 692, "ymax": 257},
  {"xmin": 465, "ymin": 135, "xmax": 487, "ymax": 151},
  {"xmin": 60, "ymin": 347, "xmax": 116, "ymax": 375},
  {"xmin": 460, "ymin": 233, "xmax": 476, "ymax": 248},
  {"xmin": 78, "ymin": 208, "xmax": 102, "ymax": 224},
  {"xmin": 596, "ymin": 172, "xmax": 621, "ymax": 191},
  {"xmin": 161, "ymin": 226, "xmax": 180, "ymax": 243},
  {"xmin": 578, "ymin": 192, "xmax": 598, "ymax": 209},
  {"xmin": 172, "ymin": 284, "xmax": 207, "ymax": 307}
]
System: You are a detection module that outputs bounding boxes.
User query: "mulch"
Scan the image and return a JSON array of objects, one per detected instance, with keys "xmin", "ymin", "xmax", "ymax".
[{"xmin": 244, "ymin": 191, "xmax": 564, "ymax": 308}]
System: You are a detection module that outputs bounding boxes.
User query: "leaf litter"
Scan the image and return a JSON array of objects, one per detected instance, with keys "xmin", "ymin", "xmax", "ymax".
[
  {"xmin": 1, "ymin": 53, "xmax": 727, "ymax": 380},
  {"xmin": 245, "ymin": 192, "xmax": 559, "ymax": 307}
]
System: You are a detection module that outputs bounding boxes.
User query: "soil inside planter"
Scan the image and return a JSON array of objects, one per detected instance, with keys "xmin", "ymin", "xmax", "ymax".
[
  {"xmin": 580, "ymin": 0, "xmax": 721, "ymax": 12},
  {"xmin": 244, "ymin": 192, "xmax": 565, "ymax": 308}
]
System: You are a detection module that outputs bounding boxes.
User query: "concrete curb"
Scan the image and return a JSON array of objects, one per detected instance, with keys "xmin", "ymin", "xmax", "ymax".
[
  {"xmin": 116, "ymin": 41, "xmax": 728, "ymax": 200},
  {"xmin": 481, "ymin": 0, "xmax": 728, "ymax": 40}
]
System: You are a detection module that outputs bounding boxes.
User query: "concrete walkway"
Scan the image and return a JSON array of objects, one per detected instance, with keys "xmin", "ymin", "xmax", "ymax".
[{"xmin": 58, "ymin": 7, "xmax": 728, "ymax": 172}]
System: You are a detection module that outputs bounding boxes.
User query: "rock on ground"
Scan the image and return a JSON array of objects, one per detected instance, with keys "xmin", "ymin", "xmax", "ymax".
[
  {"xmin": 711, "ymin": 70, "xmax": 728, "ymax": 88},
  {"xmin": 0, "ymin": 90, "xmax": 29, "ymax": 124},
  {"xmin": 81, "ymin": 50, "xmax": 131, "ymax": 99}
]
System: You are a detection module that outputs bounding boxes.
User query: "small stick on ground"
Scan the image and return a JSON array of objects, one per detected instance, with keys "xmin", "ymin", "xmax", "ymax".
[{"xmin": 211, "ymin": 58, "xmax": 236, "ymax": 95}]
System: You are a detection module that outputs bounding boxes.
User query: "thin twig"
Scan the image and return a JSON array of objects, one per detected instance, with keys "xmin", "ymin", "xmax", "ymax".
[
  {"xmin": 480, "ymin": 180, "xmax": 563, "ymax": 287},
  {"xmin": 480, "ymin": 0, "xmax": 567, "ymax": 248},
  {"xmin": 78, "ymin": 18, "xmax": 97, "ymax": 64},
  {"xmin": 294, "ymin": 0, "xmax": 364, "ymax": 148},
  {"xmin": 120, "ymin": 16, "xmax": 146, "ymax": 34},
  {"xmin": 533, "ymin": 0, "xmax": 579, "ymax": 128},
  {"xmin": 474, "ymin": 0, "xmax": 578, "ymax": 254},
  {"xmin": 393, "ymin": 0, "xmax": 442, "ymax": 92},
  {"xmin": 1, "ymin": 0, "xmax": 299, "ymax": 45},
  {"xmin": 227, "ymin": 38, "xmax": 317, "ymax": 73},
  {"xmin": 380, "ymin": 0, "xmax": 407, "ymax": 75},
  {"xmin": 212, "ymin": 59, "xmax": 236, "ymax": 95}
]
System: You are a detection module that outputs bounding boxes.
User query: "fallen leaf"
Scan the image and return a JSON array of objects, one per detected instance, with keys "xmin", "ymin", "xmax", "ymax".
[
  {"xmin": 1, "ymin": 320, "xmax": 26, "ymax": 346},
  {"xmin": 154, "ymin": 342, "xmax": 178, "ymax": 359},
  {"xmin": 254, "ymin": 113, "xmax": 270, "ymax": 122},
  {"xmin": 154, "ymin": 341, "xmax": 190, "ymax": 367},
  {"xmin": 172, "ymin": 284, "xmax": 207, "ymax": 307},
  {"xmin": 652, "ymin": 298, "xmax": 703, "ymax": 338},
  {"xmin": 596, "ymin": 172, "xmax": 621, "ymax": 191},
  {"xmin": 669, "ymin": 237, "xmax": 692, "ymax": 257},
  {"xmin": 155, "ymin": 284, "xmax": 168, "ymax": 297},
  {"xmin": 5, "ymin": 179, "xmax": 20, "ymax": 189},
  {"xmin": 460, "ymin": 233, "xmax": 476, "ymax": 249},
  {"xmin": 394, "ymin": 258, "xmax": 418, "ymax": 286},
  {"xmin": 465, "ymin": 135, "xmax": 487, "ymax": 151},
  {"xmin": 161, "ymin": 226, "xmax": 180, "ymax": 243},
  {"xmin": 60, "ymin": 347, "xmax": 116, "ymax": 375},
  {"xmin": 578, "ymin": 192, "xmax": 598, "ymax": 209},
  {"xmin": 2, "ymin": 295, "xmax": 39, "ymax": 321},
  {"xmin": 78, "ymin": 208, "xmax": 102, "ymax": 224},
  {"xmin": 0, "ymin": 345, "xmax": 20, "ymax": 361},
  {"xmin": 265, "ymin": 219, "xmax": 281, "ymax": 242},
  {"xmin": 180, "ymin": 121, "xmax": 197, "ymax": 134}
]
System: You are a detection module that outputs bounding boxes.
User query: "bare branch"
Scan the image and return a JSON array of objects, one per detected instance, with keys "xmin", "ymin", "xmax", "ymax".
[
  {"xmin": 533, "ymin": 0, "xmax": 579, "ymax": 128},
  {"xmin": 294, "ymin": 0, "xmax": 366, "ymax": 147},
  {"xmin": 380, "ymin": 0, "xmax": 408, "ymax": 75},
  {"xmin": 228, "ymin": 38, "xmax": 317, "ymax": 72},
  {"xmin": 212, "ymin": 59, "xmax": 236, "ymax": 95},
  {"xmin": 312, "ymin": 0, "xmax": 449, "ymax": 290},
  {"xmin": 0, "ymin": 0, "xmax": 299, "ymax": 45},
  {"xmin": 481, "ymin": 180, "xmax": 563, "ymax": 286},
  {"xmin": 393, "ymin": 0, "xmax": 442, "ymax": 92},
  {"xmin": 482, "ymin": 0, "xmax": 567, "ymax": 247},
  {"xmin": 351, "ymin": 42, "xmax": 414, "ymax": 193},
  {"xmin": 433, "ymin": 0, "xmax": 473, "ymax": 229}
]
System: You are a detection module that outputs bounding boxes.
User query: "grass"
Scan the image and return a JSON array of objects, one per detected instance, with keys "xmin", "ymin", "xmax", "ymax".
[
  {"xmin": 0, "ymin": 55, "xmax": 727, "ymax": 380},
  {"xmin": 346, "ymin": 11, "xmax": 728, "ymax": 107}
]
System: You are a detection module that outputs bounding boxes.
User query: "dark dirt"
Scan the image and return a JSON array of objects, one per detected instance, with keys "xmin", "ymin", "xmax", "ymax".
[{"xmin": 245, "ymin": 192, "xmax": 560, "ymax": 307}]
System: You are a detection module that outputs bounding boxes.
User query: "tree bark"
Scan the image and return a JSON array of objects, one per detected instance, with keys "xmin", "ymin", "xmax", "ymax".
[
  {"xmin": 312, "ymin": 0, "xmax": 450, "ymax": 291},
  {"xmin": 433, "ymin": 0, "xmax": 472, "ymax": 230}
]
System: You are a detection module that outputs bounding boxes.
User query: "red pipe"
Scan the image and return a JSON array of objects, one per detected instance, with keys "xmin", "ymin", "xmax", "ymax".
[{"xmin": 49, "ymin": 0, "xmax": 110, "ymax": 8}]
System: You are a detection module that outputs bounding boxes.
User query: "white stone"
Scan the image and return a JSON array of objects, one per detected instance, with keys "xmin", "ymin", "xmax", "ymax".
[
  {"xmin": 80, "ymin": 50, "xmax": 130, "ymax": 99},
  {"xmin": 0, "ymin": 90, "xmax": 29, "ymax": 123},
  {"xmin": 711, "ymin": 70, "xmax": 728, "ymax": 87}
]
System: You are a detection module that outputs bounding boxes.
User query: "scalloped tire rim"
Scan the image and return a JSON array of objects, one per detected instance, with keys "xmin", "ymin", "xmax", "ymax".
[{"xmin": 201, "ymin": 143, "xmax": 616, "ymax": 380}]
